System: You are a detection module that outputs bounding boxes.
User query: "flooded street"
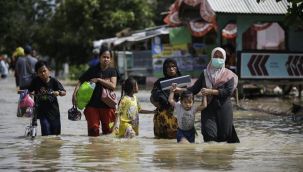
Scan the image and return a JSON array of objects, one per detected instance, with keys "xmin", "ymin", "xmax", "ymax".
[{"xmin": 0, "ymin": 76, "xmax": 302, "ymax": 171}]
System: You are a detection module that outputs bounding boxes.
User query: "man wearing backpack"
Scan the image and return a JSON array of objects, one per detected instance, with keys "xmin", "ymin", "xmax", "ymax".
[{"xmin": 15, "ymin": 45, "xmax": 38, "ymax": 90}]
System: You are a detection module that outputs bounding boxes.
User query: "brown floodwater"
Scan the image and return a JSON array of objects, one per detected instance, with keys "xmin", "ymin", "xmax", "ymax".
[{"xmin": 0, "ymin": 76, "xmax": 302, "ymax": 171}]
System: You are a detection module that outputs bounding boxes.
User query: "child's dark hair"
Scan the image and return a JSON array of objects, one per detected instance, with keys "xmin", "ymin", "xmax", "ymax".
[
  {"xmin": 35, "ymin": 60, "xmax": 49, "ymax": 73},
  {"xmin": 119, "ymin": 77, "xmax": 137, "ymax": 105},
  {"xmin": 180, "ymin": 90, "xmax": 194, "ymax": 101}
]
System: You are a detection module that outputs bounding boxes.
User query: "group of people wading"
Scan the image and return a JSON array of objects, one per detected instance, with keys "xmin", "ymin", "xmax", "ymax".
[
  {"xmin": 15, "ymin": 43, "xmax": 239, "ymax": 143},
  {"xmin": 72, "ymin": 45, "xmax": 239, "ymax": 143}
]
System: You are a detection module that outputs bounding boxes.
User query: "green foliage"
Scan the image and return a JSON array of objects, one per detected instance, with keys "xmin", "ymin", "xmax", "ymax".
[
  {"xmin": 257, "ymin": 0, "xmax": 303, "ymax": 28},
  {"xmin": 284, "ymin": 0, "xmax": 303, "ymax": 28},
  {"xmin": 0, "ymin": 0, "xmax": 159, "ymax": 68},
  {"xmin": 37, "ymin": 0, "xmax": 156, "ymax": 66},
  {"xmin": 0, "ymin": 0, "xmax": 52, "ymax": 54},
  {"xmin": 69, "ymin": 64, "xmax": 89, "ymax": 80}
]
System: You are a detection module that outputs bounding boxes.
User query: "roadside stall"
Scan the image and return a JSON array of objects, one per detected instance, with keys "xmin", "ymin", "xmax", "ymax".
[{"xmin": 164, "ymin": 0, "xmax": 303, "ymax": 97}]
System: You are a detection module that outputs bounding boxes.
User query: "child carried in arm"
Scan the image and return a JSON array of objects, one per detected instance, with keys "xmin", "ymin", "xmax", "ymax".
[{"xmin": 168, "ymin": 83, "xmax": 207, "ymax": 144}]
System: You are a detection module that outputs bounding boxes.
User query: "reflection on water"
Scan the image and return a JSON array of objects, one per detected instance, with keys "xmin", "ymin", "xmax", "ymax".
[
  {"xmin": 152, "ymin": 143, "xmax": 236, "ymax": 171},
  {"xmin": 18, "ymin": 137, "xmax": 63, "ymax": 171},
  {"xmin": 1, "ymin": 77, "xmax": 303, "ymax": 171}
]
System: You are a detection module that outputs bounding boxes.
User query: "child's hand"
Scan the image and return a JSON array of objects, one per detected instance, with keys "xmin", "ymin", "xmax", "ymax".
[
  {"xmin": 113, "ymin": 126, "xmax": 119, "ymax": 135},
  {"xmin": 170, "ymin": 83, "xmax": 177, "ymax": 92}
]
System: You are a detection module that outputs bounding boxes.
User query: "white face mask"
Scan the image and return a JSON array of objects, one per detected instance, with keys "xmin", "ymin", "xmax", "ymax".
[{"xmin": 211, "ymin": 58, "xmax": 225, "ymax": 68}]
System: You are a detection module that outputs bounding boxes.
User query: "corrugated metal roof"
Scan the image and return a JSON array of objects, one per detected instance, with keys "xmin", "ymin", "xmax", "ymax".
[
  {"xmin": 93, "ymin": 26, "xmax": 171, "ymax": 47},
  {"xmin": 208, "ymin": 0, "xmax": 289, "ymax": 14}
]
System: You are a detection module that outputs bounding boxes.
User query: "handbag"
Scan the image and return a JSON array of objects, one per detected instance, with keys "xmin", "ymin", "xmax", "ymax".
[
  {"xmin": 68, "ymin": 105, "xmax": 81, "ymax": 121},
  {"xmin": 101, "ymin": 79, "xmax": 117, "ymax": 108}
]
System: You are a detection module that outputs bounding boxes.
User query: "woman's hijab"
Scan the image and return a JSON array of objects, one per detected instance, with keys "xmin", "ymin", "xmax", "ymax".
[
  {"xmin": 206, "ymin": 47, "xmax": 238, "ymax": 90},
  {"xmin": 151, "ymin": 58, "xmax": 181, "ymax": 108}
]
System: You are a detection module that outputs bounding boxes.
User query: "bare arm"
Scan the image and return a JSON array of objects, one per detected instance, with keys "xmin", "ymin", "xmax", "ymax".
[
  {"xmin": 72, "ymin": 81, "xmax": 81, "ymax": 106},
  {"xmin": 90, "ymin": 76, "xmax": 117, "ymax": 90},
  {"xmin": 196, "ymin": 96, "xmax": 207, "ymax": 112},
  {"xmin": 114, "ymin": 112, "xmax": 120, "ymax": 129},
  {"xmin": 201, "ymin": 88, "xmax": 219, "ymax": 96},
  {"xmin": 168, "ymin": 83, "xmax": 177, "ymax": 107}
]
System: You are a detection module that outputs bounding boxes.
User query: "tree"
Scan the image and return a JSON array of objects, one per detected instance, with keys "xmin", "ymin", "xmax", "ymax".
[
  {"xmin": 38, "ymin": 0, "xmax": 155, "ymax": 67},
  {"xmin": 0, "ymin": 0, "xmax": 53, "ymax": 54},
  {"xmin": 0, "ymin": 0, "xmax": 157, "ymax": 70},
  {"xmin": 257, "ymin": 0, "xmax": 303, "ymax": 28}
]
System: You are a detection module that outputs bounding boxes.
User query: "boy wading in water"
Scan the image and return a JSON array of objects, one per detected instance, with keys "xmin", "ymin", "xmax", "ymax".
[
  {"xmin": 28, "ymin": 60, "xmax": 66, "ymax": 136},
  {"xmin": 169, "ymin": 83, "xmax": 207, "ymax": 143}
]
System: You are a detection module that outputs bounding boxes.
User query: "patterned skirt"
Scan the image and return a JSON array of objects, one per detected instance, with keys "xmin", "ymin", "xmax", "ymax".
[{"xmin": 153, "ymin": 108, "xmax": 178, "ymax": 139}]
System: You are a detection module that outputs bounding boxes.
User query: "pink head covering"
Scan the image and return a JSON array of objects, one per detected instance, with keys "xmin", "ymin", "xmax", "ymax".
[{"xmin": 206, "ymin": 47, "xmax": 238, "ymax": 91}]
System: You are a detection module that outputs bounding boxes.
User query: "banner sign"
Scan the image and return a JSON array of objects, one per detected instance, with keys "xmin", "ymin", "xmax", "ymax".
[{"xmin": 239, "ymin": 52, "xmax": 303, "ymax": 79}]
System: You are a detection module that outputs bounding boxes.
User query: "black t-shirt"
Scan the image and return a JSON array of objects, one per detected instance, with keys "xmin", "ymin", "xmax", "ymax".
[
  {"xmin": 28, "ymin": 76, "xmax": 65, "ymax": 120},
  {"xmin": 79, "ymin": 65, "xmax": 117, "ymax": 108}
]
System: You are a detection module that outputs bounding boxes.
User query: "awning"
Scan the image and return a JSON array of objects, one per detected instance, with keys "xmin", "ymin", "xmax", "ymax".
[
  {"xmin": 164, "ymin": 0, "xmax": 217, "ymax": 37},
  {"xmin": 93, "ymin": 37, "xmax": 117, "ymax": 48},
  {"xmin": 189, "ymin": 19, "xmax": 214, "ymax": 37},
  {"xmin": 221, "ymin": 23, "xmax": 273, "ymax": 39},
  {"xmin": 252, "ymin": 23, "xmax": 272, "ymax": 31},
  {"xmin": 222, "ymin": 23, "xmax": 237, "ymax": 39},
  {"xmin": 93, "ymin": 26, "xmax": 170, "ymax": 48}
]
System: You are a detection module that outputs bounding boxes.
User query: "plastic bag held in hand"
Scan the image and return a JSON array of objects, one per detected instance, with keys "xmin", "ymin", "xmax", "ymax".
[{"xmin": 19, "ymin": 94, "xmax": 34, "ymax": 108}]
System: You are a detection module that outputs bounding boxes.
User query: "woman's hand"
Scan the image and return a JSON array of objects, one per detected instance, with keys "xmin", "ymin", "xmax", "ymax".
[
  {"xmin": 201, "ymin": 88, "xmax": 213, "ymax": 96},
  {"xmin": 174, "ymin": 86, "xmax": 183, "ymax": 93},
  {"xmin": 90, "ymin": 78, "xmax": 100, "ymax": 83}
]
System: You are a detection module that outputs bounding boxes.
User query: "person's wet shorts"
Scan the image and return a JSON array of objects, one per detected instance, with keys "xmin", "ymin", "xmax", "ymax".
[{"xmin": 176, "ymin": 128, "xmax": 195, "ymax": 143}]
